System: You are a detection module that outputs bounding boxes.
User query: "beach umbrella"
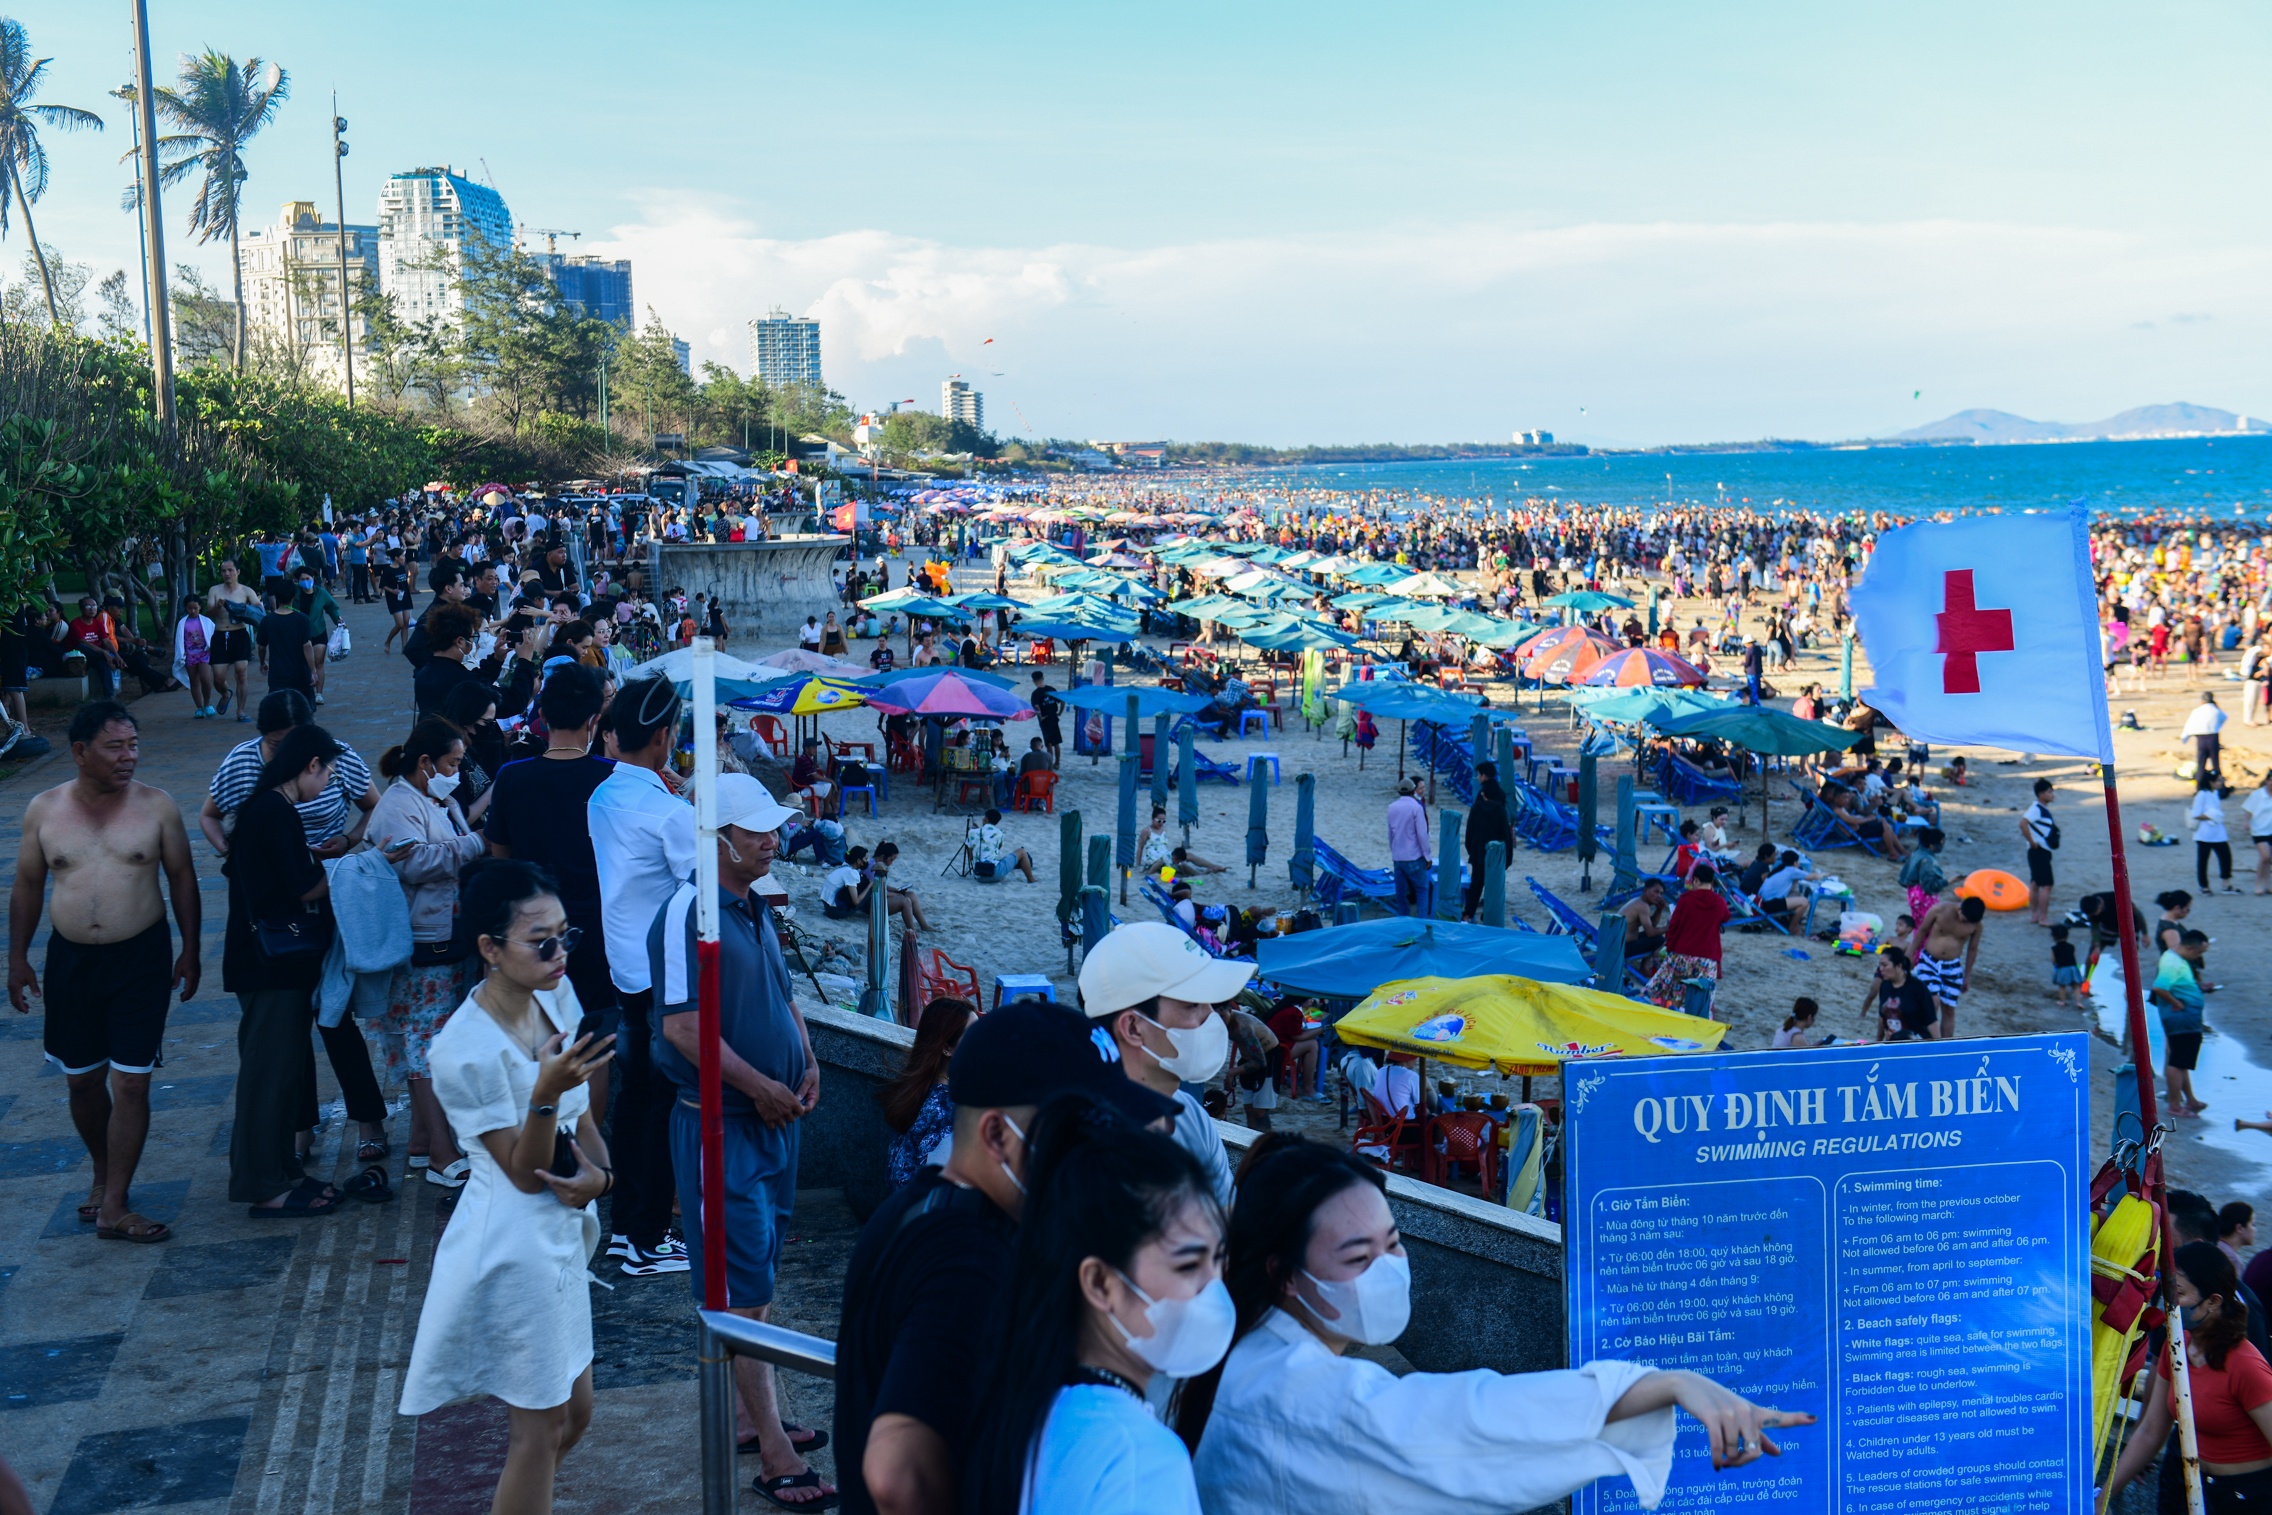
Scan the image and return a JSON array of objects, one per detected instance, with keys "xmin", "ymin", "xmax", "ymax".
[
  {"xmin": 1468, "ymin": 712, "xmax": 1491, "ymax": 773},
  {"xmin": 1479, "ymin": 841, "xmax": 1508, "ymax": 928},
  {"xmin": 1253, "ymin": 919, "xmax": 1590, "ymax": 999},
  {"xmin": 1151, "ymin": 713, "xmax": 1171, "ymax": 808},
  {"xmin": 1656, "ymin": 705, "xmax": 1861, "ymax": 832},
  {"xmin": 858, "ymin": 872, "xmax": 892, "ymax": 1020},
  {"xmin": 1290, "ymin": 773, "xmax": 1316, "ymax": 894},
  {"xmin": 1570, "ymin": 686, "xmax": 1730, "ymax": 728},
  {"xmin": 1239, "ymin": 620, "xmax": 1357, "ymax": 654},
  {"xmin": 1388, "ymin": 571, "xmax": 1467, "ymax": 599},
  {"xmin": 1517, "ymin": 626, "xmax": 1620, "ymax": 684},
  {"xmin": 758, "ymin": 648, "xmax": 872, "ymax": 679},
  {"xmin": 1495, "ymin": 726, "xmax": 1515, "ymax": 784},
  {"xmin": 1079, "ymin": 884, "xmax": 1111, "ymax": 959},
  {"xmin": 1332, "ymin": 974, "xmax": 1725, "ymax": 1076},
  {"xmin": 1393, "ymin": 604, "xmax": 1463, "ymax": 633},
  {"xmin": 866, "ymin": 665, "xmax": 1018, "ymax": 691},
  {"xmin": 1177, "ymin": 721, "xmax": 1198, "ymax": 841},
  {"xmin": 1087, "ymin": 832, "xmax": 1112, "ymax": 892},
  {"xmin": 1057, "ymin": 684, "xmax": 1213, "ymax": 718},
  {"xmin": 1578, "ymin": 648, "xmax": 1708, "ymax": 688},
  {"xmin": 1014, "ymin": 619, "xmax": 1139, "ymax": 645},
  {"xmin": 1466, "ymin": 618, "xmax": 1539, "ymax": 650},
  {"xmin": 1433, "ymin": 810, "xmax": 1462, "ymax": 921},
  {"xmin": 1117, "ymin": 752, "xmax": 1138, "ymax": 902},
  {"xmin": 1056, "ymin": 810, "xmax": 1084, "ymax": 927},
  {"xmin": 732, "ymin": 674, "xmax": 869, "ymax": 717},
  {"xmin": 1840, "ymin": 632, "xmax": 1855, "ymax": 700},
  {"xmin": 859, "ymin": 588, "xmax": 966, "ymax": 618},
  {"xmin": 1244, "ymin": 769, "xmax": 1269, "ymax": 890},
  {"xmin": 943, "ymin": 591, "xmax": 1030, "ymax": 612},
  {"xmin": 1329, "ymin": 590, "xmax": 1394, "ymax": 611},
  {"xmin": 1342, "ymin": 563, "xmax": 1410, "ymax": 586},
  {"xmin": 626, "ymin": 646, "xmax": 793, "ymax": 703},
  {"xmin": 865, "ymin": 669, "xmax": 1035, "ymax": 720},
  {"xmin": 1543, "ymin": 590, "xmax": 1636, "ymax": 613},
  {"xmin": 1578, "ymin": 750, "xmax": 1600, "ymax": 890}
]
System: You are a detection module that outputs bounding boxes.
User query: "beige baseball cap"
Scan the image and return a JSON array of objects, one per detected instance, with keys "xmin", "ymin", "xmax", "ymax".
[{"xmin": 1078, "ymin": 921, "xmax": 1256, "ymax": 1017}]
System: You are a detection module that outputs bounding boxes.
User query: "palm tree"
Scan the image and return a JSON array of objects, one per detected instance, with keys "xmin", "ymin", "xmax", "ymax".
[
  {"xmin": 150, "ymin": 50, "xmax": 286, "ymax": 369},
  {"xmin": 0, "ymin": 19, "xmax": 104, "ymax": 329}
]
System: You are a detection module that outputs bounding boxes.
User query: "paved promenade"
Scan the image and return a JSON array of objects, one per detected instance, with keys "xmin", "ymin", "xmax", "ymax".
[{"xmin": 0, "ymin": 599, "xmax": 846, "ymax": 1515}]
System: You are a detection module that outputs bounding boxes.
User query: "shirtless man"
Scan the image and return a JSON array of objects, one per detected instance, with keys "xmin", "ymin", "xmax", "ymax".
[
  {"xmin": 205, "ymin": 557, "xmax": 262, "ymax": 721},
  {"xmin": 1620, "ymin": 878, "xmax": 1672, "ymax": 961},
  {"xmin": 1908, "ymin": 894, "xmax": 1987, "ymax": 1038},
  {"xmin": 8, "ymin": 702, "xmax": 200, "ymax": 1242}
]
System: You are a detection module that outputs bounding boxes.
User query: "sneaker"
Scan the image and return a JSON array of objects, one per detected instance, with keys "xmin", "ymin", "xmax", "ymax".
[
  {"xmin": 619, "ymin": 1240, "xmax": 692, "ymax": 1275},
  {"xmin": 606, "ymin": 1233, "xmax": 636, "ymax": 1260}
]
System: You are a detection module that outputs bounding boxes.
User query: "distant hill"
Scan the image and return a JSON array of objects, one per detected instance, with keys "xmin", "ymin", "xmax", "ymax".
[{"xmin": 1893, "ymin": 402, "xmax": 2270, "ymax": 444}]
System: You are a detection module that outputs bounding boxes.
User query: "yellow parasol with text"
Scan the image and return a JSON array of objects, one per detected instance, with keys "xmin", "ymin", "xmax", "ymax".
[{"xmin": 1335, "ymin": 975, "xmax": 1727, "ymax": 1076}]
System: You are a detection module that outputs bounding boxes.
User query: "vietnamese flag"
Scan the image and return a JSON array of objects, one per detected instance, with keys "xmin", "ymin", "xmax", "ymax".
[{"xmin": 1849, "ymin": 504, "xmax": 2113, "ymax": 763}]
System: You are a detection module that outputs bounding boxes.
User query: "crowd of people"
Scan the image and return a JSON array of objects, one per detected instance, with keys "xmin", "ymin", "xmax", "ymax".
[{"xmin": 10, "ymin": 478, "xmax": 2272, "ymax": 1512}]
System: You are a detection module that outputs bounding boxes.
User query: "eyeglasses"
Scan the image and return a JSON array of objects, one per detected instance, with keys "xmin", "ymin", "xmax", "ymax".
[{"xmin": 508, "ymin": 927, "xmax": 583, "ymax": 961}]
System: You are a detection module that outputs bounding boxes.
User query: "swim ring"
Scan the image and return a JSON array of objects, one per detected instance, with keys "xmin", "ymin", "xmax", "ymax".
[{"xmin": 1955, "ymin": 869, "xmax": 2029, "ymax": 911}]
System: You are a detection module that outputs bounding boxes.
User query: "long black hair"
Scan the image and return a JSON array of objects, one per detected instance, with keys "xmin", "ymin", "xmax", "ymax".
[
  {"xmin": 258, "ymin": 724, "xmax": 342, "ymax": 792},
  {"xmin": 2176, "ymin": 1240, "xmax": 2251, "ymax": 1371},
  {"xmin": 1175, "ymin": 1134, "xmax": 1385, "ymax": 1449},
  {"xmin": 961, "ymin": 1095, "xmax": 1216, "ymax": 1515}
]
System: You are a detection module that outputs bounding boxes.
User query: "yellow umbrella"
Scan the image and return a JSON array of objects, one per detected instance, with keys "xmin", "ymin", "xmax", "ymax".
[{"xmin": 1335, "ymin": 975, "xmax": 1726, "ymax": 1076}]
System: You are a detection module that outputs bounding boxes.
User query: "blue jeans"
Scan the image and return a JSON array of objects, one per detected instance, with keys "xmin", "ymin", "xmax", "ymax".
[{"xmin": 1393, "ymin": 859, "xmax": 1432, "ymax": 916}]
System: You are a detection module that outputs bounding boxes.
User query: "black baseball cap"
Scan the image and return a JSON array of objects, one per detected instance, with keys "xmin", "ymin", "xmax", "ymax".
[{"xmin": 949, "ymin": 999, "xmax": 1178, "ymax": 1127}]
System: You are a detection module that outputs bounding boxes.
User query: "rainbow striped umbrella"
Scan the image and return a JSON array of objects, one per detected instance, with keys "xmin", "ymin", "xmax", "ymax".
[
  {"xmin": 863, "ymin": 669, "xmax": 1034, "ymax": 720},
  {"xmin": 1517, "ymin": 626, "xmax": 1622, "ymax": 684}
]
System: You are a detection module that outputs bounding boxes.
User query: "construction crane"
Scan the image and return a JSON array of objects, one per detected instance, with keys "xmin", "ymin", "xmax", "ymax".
[{"xmin": 519, "ymin": 225, "xmax": 583, "ymax": 257}]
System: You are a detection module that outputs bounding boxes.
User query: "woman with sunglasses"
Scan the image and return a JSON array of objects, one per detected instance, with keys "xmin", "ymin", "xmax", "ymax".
[
  {"xmin": 370, "ymin": 719, "xmax": 489, "ymax": 1187},
  {"xmin": 401, "ymin": 859, "xmax": 615, "ymax": 1515}
]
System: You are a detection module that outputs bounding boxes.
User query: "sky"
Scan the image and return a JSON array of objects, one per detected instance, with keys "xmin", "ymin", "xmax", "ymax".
[{"xmin": 18, "ymin": 1, "xmax": 2272, "ymax": 447}]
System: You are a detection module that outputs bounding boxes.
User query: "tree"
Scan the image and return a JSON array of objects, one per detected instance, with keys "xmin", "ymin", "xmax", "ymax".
[
  {"xmin": 454, "ymin": 243, "xmax": 615, "ymax": 433},
  {"xmin": 0, "ymin": 19, "xmax": 103, "ymax": 329},
  {"xmin": 0, "ymin": 243, "xmax": 83, "ymax": 329},
  {"xmin": 149, "ymin": 50, "xmax": 288, "ymax": 370},
  {"xmin": 167, "ymin": 263, "xmax": 235, "ymax": 368},
  {"xmin": 94, "ymin": 268, "xmax": 138, "ymax": 344},
  {"xmin": 615, "ymin": 306, "xmax": 699, "ymax": 446}
]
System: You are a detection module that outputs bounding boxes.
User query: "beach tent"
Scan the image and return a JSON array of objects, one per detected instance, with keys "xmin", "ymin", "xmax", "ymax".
[
  {"xmin": 1255, "ymin": 920, "xmax": 1589, "ymax": 999},
  {"xmin": 626, "ymin": 647, "xmax": 792, "ymax": 703},
  {"xmin": 1333, "ymin": 974, "xmax": 1727, "ymax": 1075}
]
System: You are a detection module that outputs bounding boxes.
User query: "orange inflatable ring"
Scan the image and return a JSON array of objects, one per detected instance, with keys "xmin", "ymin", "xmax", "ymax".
[{"xmin": 1955, "ymin": 869, "xmax": 2029, "ymax": 912}]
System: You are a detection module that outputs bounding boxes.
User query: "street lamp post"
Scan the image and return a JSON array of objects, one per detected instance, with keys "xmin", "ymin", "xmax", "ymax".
[{"xmin": 331, "ymin": 98, "xmax": 354, "ymax": 407}]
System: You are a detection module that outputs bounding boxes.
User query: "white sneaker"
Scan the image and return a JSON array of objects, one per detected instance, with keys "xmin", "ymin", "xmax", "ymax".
[{"xmin": 619, "ymin": 1239, "xmax": 692, "ymax": 1276}]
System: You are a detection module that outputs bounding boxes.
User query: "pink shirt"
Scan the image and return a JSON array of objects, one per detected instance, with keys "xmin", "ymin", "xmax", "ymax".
[{"xmin": 1386, "ymin": 795, "xmax": 1432, "ymax": 863}]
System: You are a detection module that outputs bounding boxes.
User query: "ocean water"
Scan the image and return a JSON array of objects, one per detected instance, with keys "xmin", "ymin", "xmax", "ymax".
[{"xmin": 1227, "ymin": 434, "xmax": 2272, "ymax": 519}]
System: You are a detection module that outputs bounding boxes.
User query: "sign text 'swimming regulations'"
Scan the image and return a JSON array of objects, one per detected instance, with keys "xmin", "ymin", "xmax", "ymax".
[{"xmin": 1564, "ymin": 1035, "xmax": 2090, "ymax": 1515}]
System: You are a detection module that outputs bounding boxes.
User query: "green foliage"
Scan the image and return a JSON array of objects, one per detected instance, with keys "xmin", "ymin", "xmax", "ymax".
[{"xmin": 876, "ymin": 409, "xmax": 994, "ymax": 460}]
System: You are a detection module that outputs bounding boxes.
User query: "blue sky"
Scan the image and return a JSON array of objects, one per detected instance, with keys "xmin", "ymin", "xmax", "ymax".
[{"xmin": 19, "ymin": 1, "xmax": 2272, "ymax": 445}]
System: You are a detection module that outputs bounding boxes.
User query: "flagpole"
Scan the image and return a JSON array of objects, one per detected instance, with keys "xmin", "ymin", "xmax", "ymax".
[{"xmin": 2100, "ymin": 767, "xmax": 2205, "ymax": 1515}]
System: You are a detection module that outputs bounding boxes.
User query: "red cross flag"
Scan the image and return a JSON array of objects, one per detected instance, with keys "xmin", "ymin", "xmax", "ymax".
[{"xmin": 1848, "ymin": 504, "xmax": 2113, "ymax": 763}]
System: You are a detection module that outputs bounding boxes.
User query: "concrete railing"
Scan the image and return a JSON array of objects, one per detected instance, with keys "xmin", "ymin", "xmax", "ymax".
[
  {"xmin": 648, "ymin": 536, "xmax": 849, "ymax": 649},
  {"xmin": 799, "ymin": 1004, "xmax": 1568, "ymax": 1375}
]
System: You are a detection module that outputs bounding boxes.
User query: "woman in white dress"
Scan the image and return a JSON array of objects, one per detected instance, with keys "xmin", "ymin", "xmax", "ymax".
[
  {"xmin": 400, "ymin": 860, "xmax": 616, "ymax": 1515},
  {"xmin": 1182, "ymin": 1136, "xmax": 1811, "ymax": 1515}
]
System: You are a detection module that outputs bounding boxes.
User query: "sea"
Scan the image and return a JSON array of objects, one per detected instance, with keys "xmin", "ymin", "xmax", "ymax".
[{"xmin": 1226, "ymin": 434, "xmax": 2272, "ymax": 521}]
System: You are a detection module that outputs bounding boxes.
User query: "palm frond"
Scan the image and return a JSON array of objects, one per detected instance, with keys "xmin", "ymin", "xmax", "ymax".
[{"xmin": 26, "ymin": 103, "xmax": 100, "ymax": 132}]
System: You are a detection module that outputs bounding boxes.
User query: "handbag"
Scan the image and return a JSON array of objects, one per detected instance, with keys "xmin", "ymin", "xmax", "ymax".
[{"xmin": 254, "ymin": 910, "xmax": 331, "ymax": 963}]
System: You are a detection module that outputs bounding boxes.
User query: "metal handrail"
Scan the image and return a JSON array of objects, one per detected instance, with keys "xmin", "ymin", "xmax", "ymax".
[
  {"xmin": 699, "ymin": 1309, "xmax": 837, "ymax": 1380},
  {"xmin": 698, "ymin": 1312, "xmax": 839, "ymax": 1515}
]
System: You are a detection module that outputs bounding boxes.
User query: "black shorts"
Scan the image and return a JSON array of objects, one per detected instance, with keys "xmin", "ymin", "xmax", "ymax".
[
  {"xmin": 211, "ymin": 628, "xmax": 253, "ymax": 666},
  {"xmin": 2166, "ymin": 1031, "xmax": 2203, "ymax": 1071},
  {"xmin": 2026, "ymin": 846, "xmax": 2055, "ymax": 887},
  {"xmin": 43, "ymin": 921, "xmax": 173, "ymax": 1074}
]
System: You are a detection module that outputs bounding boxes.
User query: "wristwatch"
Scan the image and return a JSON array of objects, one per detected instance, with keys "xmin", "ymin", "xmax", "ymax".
[{"xmin": 529, "ymin": 1102, "xmax": 558, "ymax": 1118}]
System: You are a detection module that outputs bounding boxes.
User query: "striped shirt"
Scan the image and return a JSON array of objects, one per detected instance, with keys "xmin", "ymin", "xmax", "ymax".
[{"xmin": 209, "ymin": 735, "xmax": 373, "ymax": 845}]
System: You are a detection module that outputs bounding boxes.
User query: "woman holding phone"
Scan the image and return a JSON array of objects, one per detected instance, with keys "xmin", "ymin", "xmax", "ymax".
[
  {"xmin": 369, "ymin": 720, "xmax": 488, "ymax": 1187},
  {"xmin": 400, "ymin": 859, "xmax": 615, "ymax": 1515}
]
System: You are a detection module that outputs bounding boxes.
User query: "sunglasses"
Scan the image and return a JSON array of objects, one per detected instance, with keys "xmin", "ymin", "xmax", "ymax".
[{"xmin": 507, "ymin": 927, "xmax": 583, "ymax": 961}]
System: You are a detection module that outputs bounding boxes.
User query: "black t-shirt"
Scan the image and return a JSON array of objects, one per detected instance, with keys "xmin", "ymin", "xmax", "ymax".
[
  {"xmin": 223, "ymin": 788, "xmax": 329, "ymax": 994},
  {"xmin": 258, "ymin": 609, "xmax": 315, "ymax": 691},
  {"xmin": 413, "ymin": 657, "xmax": 486, "ymax": 719},
  {"xmin": 1877, "ymin": 974, "xmax": 1938, "ymax": 1037},
  {"xmin": 485, "ymin": 754, "xmax": 614, "ymax": 930},
  {"xmin": 833, "ymin": 1171, "xmax": 1016, "ymax": 1515}
]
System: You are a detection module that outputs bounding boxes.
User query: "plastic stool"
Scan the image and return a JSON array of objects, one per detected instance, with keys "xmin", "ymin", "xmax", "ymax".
[
  {"xmin": 1632, "ymin": 802, "xmax": 1680, "ymax": 846},
  {"xmin": 992, "ymin": 973, "xmax": 1057, "ymax": 1009},
  {"xmin": 1238, "ymin": 710, "xmax": 1270, "ymax": 738},
  {"xmin": 1246, "ymin": 752, "xmax": 1281, "ymax": 785},
  {"xmin": 836, "ymin": 784, "xmax": 877, "ymax": 818}
]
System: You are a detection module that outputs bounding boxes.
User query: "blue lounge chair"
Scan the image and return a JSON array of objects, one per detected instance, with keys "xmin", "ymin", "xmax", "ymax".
[
  {"xmin": 1311, "ymin": 839, "xmax": 1399, "ymax": 912},
  {"xmin": 1654, "ymin": 749, "xmax": 1744, "ymax": 807}
]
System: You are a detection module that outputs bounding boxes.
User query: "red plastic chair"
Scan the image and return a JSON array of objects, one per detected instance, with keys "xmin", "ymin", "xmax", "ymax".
[
  {"xmin": 1350, "ymin": 1090, "xmax": 1422, "ymax": 1175},
  {"xmin": 1426, "ymin": 1113, "xmax": 1499, "ymax": 1195},
  {"xmin": 752, "ymin": 714, "xmax": 789, "ymax": 752},
  {"xmin": 919, "ymin": 949, "xmax": 981, "ymax": 1008},
  {"xmin": 1012, "ymin": 769, "xmax": 1057, "ymax": 813}
]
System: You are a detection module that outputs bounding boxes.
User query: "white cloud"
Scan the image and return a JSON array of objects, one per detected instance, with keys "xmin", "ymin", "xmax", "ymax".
[{"xmin": 586, "ymin": 209, "xmax": 2272, "ymax": 445}]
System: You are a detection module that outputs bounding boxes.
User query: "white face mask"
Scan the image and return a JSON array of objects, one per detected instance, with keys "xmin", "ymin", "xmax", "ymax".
[
  {"xmin": 1297, "ymin": 1251, "xmax": 1412, "ymax": 1345},
  {"xmin": 1111, "ymin": 1272, "xmax": 1236, "ymax": 1379},
  {"xmin": 1138, "ymin": 1010, "xmax": 1229, "ymax": 1082},
  {"xmin": 425, "ymin": 769, "xmax": 462, "ymax": 801}
]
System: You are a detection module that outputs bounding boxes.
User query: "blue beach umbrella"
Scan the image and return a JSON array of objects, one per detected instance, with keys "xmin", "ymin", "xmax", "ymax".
[
  {"xmin": 1057, "ymin": 684, "xmax": 1213, "ymax": 718},
  {"xmin": 1253, "ymin": 916, "xmax": 1591, "ymax": 998},
  {"xmin": 1246, "ymin": 769, "xmax": 1269, "ymax": 888},
  {"xmin": 1117, "ymin": 752, "xmax": 1139, "ymax": 900},
  {"xmin": 1057, "ymin": 810, "xmax": 1084, "ymax": 927},
  {"xmin": 1434, "ymin": 810, "xmax": 1462, "ymax": 921},
  {"xmin": 1151, "ymin": 712, "xmax": 1170, "ymax": 808},
  {"xmin": 1290, "ymin": 772, "xmax": 1316, "ymax": 894},
  {"xmin": 1480, "ymin": 841, "xmax": 1508, "ymax": 928},
  {"xmin": 1177, "ymin": 721, "xmax": 1198, "ymax": 839}
]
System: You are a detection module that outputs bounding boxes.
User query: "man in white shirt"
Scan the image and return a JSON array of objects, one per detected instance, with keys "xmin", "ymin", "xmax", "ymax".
[
  {"xmin": 799, "ymin": 616, "xmax": 823, "ymax": 652},
  {"xmin": 1078, "ymin": 922, "xmax": 1254, "ymax": 1207},
  {"xmin": 587, "ymin": 676, "xmax": 698, "ymax": 1274},
  {"xmin": 1377, "ymin": 1053, "xmax": 1421, "ymax": 1118},
  {"xmin": 2246, "ymin": 772, "xmax": 2272, "ymax": 894},
  {"xmin": 2182, "ymin": 692, "xmax": 2228, "ymax": 782}
]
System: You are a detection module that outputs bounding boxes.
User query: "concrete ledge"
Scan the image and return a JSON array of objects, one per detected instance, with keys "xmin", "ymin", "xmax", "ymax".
[
  {"xmin": 26, "ymin": 674, "xmax": 88, "ymax": 708},
  {"xmin": 648, "ymin": 536, "xmax": 851, "ymax": 650},
  {"xmin": 803, "ymin": 1004, "xmax": 1568, "ymax": 1375}
]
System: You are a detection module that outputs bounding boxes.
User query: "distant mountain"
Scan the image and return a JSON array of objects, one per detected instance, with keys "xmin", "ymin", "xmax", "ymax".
[{"xmin": 1893, "ymin": 402, "xmax": 2270, "ymax": 444}]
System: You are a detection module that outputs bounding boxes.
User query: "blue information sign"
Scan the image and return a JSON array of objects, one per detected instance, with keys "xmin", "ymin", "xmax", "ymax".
[{"xmin": 1564, "ymin": 1034, "xmax": 2091, "ymax": 1515}]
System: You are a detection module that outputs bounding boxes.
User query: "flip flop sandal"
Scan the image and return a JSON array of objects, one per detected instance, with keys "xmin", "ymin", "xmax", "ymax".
[
  {"xmin": 248, "ymin": 1184, "xmax": 343, "ymax": 1219},
  {"xmin": 751, "ymin": 1471, "xmax": 838, "ymax": 1510},
  {"xmin": 407, "ymin": 1154, "xmax": 432, "ymax": 1170},
  {"xmin": 357, "ymin": 1139, "xmax": 391, "ymax": 1163},
  {"xmin": 740, "ymin": 1427, "xmax": 830, "ymax": 1456},
  {"xmin": 96, "ymin": 1212, "xmax": 172, "ymax": 1244},
  {"xmin": 425, "ymin": 1159, "xmax": 471, "ymax": 1189},
  {"xmin": 77, "ymin": 1183, "xmax": 105, "ymax": 1223},
  {"xmin": 344, "ymin": 1165, "xmax": 396, "ymax": 1204}
]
